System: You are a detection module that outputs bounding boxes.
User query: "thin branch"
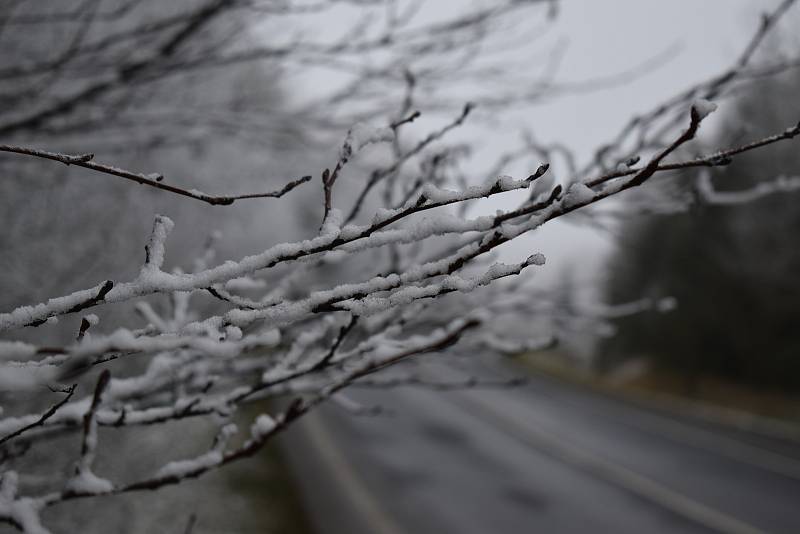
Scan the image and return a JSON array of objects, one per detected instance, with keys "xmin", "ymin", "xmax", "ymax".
[
  {"xmin": 0, "ymin": 144, "xmax": 312, "ymax": 206},
  {"xmin": 79, "ymin": 370, "xmax": 110, "ymax": 462},
  {"xmin": 0, "ymin": 385, "xmax": 76, "ymax": 446},
  {"xmin": 579, "ymin": 0, "xmax": 797, "ymax": 179},
  {"xmin": 586, "ymin": 121, "xmax": 800, "ymax": 188},
  {"xmin": 4, "ymin": 112, "xmax": 795, "ymax": 332},
  {"xmin": 64, "ymin": 369, "xmax": 113, "ymax": 496},
  {"xmin": 53, "ymin": 319, "xmax": 479, "ymax": 497},
  {"xmin": 623, "ymin": 101, "xmax": 709, "ymax": 189},
  {"xmin": 696, "ymin": 170, "xmax": 800, "ymax": 205},
  {"xmin": 183, "ymin": 514, "xmax": 197, "ymax": 534},
  {"xmin": 345, "ymin": 102, "xmax": 474, "ymax": 223},
  {"xmin": 310, "ymin": 315, "xmax": 358, "ymax": 372}
]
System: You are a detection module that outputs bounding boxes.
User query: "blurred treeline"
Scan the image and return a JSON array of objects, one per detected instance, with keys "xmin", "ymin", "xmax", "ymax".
[
  {"xmin": 0, "ymin": 4, "xmax": 320, "ymax": 530},
  {"xmin": 600, "ymin": 66, "xmax": 800, "ymax": 392},
  {"xmin": 0, "ymin": 1, "xmax": 320, "ymax": 343}
]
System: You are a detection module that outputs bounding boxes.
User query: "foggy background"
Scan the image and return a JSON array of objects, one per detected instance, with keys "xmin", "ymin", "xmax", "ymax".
[{"xmin": 1, "ymin": 1, "xmax": 799, "ymax": 533}]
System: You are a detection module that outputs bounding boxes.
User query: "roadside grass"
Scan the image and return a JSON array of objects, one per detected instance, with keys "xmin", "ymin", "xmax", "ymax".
[
  {"xmin": 219, "ymin": 401, "xmax": 315, "ymax": 534},
  {"xmin": 516, "ymin": 350, "xmax": 800, "ymax": 437}
]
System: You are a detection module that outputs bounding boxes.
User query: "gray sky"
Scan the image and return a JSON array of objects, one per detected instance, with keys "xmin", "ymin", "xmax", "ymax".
[
  {"xmin": 505, "ymin": 0, "xmax": 772, "ymax": 160},
  {"xmin": 472, "ymin": 0, "xmax": 786, "ymax": 289},
  {"xmin": 287, "ymin": 0, "xmax": 789, "ymax": 293}
]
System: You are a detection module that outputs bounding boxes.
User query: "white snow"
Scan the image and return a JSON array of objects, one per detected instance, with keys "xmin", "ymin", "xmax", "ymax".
[
  {"xmin": 697, "ymin": 171, "xmax": 800, "ymax": 205},
  {"xmin": 0, "ymin": 365, "xmax": 55, "ymax": 392},
  {"xmin": 480, "ymin": 333, "xmax": 555, "ymax": 354},
  {"xmin": 224, "ymin": 277, "xmax": 267, "ymax": 290},
  {"xmin": 656, "ymin": 297, "xmax": 678, "ymax": 313},
  {"xmin": 529, "ymin": 171, "xmax": 556, "ymax": 200},
  {"xmin": 421, "ymin": 174, "xmax": 530, "ymax": 204},
  {"xmin": 0, "ymin": 174, "xmax": 544, "ymax": 331},
  {"xmin": 65, "ymin": 470, "xmax": 113, "ymax": 494},
  {"xmin": 155, "ymin": 450, "xmax": 223, "ymax": 479},
  {"xmin": 142, "ymin": 215, "xmax": 174, "ymax": 270},
  {"xmin": 692, "ymin": 98, "xmax": 717, "ymax": 120},
  {"xmin": 0, "ymin": 280, "xmax": 114, "ymax": 331},
  {"xmin": 563, "ymin": 182, "xmax": 596, "ymax": 208},
  {"xmin": 338, "ymin": 257, "xmax": 541, "ymax": 316},
  {"xmin": 0, "ymin": 341, "xmax": 36, "ymax": 360},
  {"xmin": 527, "ymin": 253, "xmax": 546, "ymax": 266},
  {"xmin": 340, "ymin": 122, "xmax": 394, "ymax": 162},
  {"xmin": 154, "ymin": 423, "xmax": 237, "ymax": 479},
  {"xmin": 250, "ymin": 414, "xmax": 276, "ymax": 438},
  {"xmin": 0, "ymin": 473, "xmax": 50, "ymax": 534}
]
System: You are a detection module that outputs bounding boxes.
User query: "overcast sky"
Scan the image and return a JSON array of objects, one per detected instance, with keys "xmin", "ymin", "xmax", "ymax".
[
  {"xmin": 472, "ymin": 0, "xmax": 788, "ymax": 290},
  {"xmin": 508, "ymin": 0, "xmax": 775, "ymax": 159},
  {"xmin": 288, "ymin": 0, "xmax": 790, "ymax": 294}
]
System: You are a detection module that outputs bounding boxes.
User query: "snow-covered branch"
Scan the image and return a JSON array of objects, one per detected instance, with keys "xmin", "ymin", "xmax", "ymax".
[
  {"xmin": 696, "ymin": 170, "xmax": 800, "ymax": 205},
  {"xmin": 0, "ymin": 144, "xmax": 313, "ymax": 206},
  {"xmin": 1, "ymin": 1, "xmax": 800, "ymax": 531}
]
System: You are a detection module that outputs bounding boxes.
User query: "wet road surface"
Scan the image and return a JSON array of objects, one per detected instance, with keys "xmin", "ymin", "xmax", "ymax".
[{"xmin": 281, "ymin": 366, "xmax": 800, "ymax": 534}]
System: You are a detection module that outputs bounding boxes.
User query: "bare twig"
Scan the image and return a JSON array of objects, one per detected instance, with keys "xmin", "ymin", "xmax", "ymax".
[
  {"xmin": 586, "ymin": 121, "xmax": 800, "ymax": 187},
  {"xmin": 345, "ymin": 102, "xmax": 474, "ymax": 223},
  {"xmin": 0, "ymin": 385, "xmax": 76, "ymax": 446},
  {"xmin": 311, "ymin": 315, "xmax": 359, "ymax": 371},
  {"xmin": 0, "ymin": 144, "xmax": 312, "ymax": 206}
]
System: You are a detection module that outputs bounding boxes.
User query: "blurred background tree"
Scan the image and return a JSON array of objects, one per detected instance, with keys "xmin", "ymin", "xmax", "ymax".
[
  {"xmin": 0, "ymin": 0, "xmax": 313, "ymax": 342},
  {"xmin": 599, "ymin": 58, "xmax": 800, "ymax": 393}
]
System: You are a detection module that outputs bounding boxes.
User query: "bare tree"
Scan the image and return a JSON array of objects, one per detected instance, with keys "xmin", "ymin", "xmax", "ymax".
[{"xmin": 1, "ymin": 1, "xmax": 800, "ymax": 532}]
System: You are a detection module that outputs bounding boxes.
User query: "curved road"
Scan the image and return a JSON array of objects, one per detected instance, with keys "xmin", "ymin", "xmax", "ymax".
[{"xmin": 280, "ymin": 365, "xmax": 800, "ymax": 534}]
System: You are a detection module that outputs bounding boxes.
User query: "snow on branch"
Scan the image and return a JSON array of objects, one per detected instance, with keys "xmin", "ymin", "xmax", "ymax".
[
  {"xmin": 587, "ymin": 122, "xmax": 800, "ymax": 188},
  {"xmin": 1, "ymin": 110, "xmax": 794, "ymax": 342},
  {"xmin": 0, "ymin": 144, "xmax": 313, "ymax": 206},
  {"xmin": 322, "ymin": 113, "xmax": 412, "ymax": 225},
  {"xmin": 1, "ymin": 2, "xmax": 800, "ymax": 528},
  {"xmin": 64, "ymin": 370, "xmax": 113, "ymax": 496},
  {"xmin": 0, "ymin": 168, "xmax": 549, "ymax": 331},
  {"xmin": 696, "ymin": 170, "xmax": 800, "ymax": 205},
  {"xmin": 0, "ymin": 470, "xmax": 49, "ymax": 534}
]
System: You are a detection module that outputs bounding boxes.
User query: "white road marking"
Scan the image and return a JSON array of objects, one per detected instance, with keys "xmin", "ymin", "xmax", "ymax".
[
  {"xmin": 529, "ymin": 373, "xmax": 800, "ymax": 481},
  {"xmin": 301, "ymin": 411, "xmax": 407, "ymax": 534},
  {"xmin": 455, "ymin": 393, "xmax": 769, "ymax": 534}
]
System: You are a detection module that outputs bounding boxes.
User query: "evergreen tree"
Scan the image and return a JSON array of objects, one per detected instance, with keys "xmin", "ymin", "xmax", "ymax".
[{"xmin": 600, "ymin": 69, "xmax": 800, "ymax": 391}]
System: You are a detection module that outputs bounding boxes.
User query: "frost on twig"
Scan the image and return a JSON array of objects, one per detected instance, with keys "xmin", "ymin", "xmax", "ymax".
[
  {"xmin": 0, "ymin": 471, "xmax": 49, "ymax": 534},
  {"xmin": 0, "ymin": 107, "xmax": 795, "ymax": 528},
  {"xmin": 152, "ymin": 424, "xmax": 237, "ymax": 481},
  {"xmin": 76, "ymin": 314, "xmax": 99, "ymax": 342},
  {"xmin": 696, "ymin": 170, "xmax": 800, "ymax": 205},
  {"xmin": 64, "ymin": 370, "xmax": 113, "ymax": 496},
  {"xmin": 0, "ymin": 12, "xmax": 798, "ymax": 532},
  {"xmin": 0, "ymin": 145, "xmax": 313, "ymax": 206},
  {"xmin": 142, "ymin": 216, "xmax": 175, "ymax": 272},
  {"xmin": 0, "ymin": 385, "xmax": 75, "ymax": 446},
  {"xmin": 340, "ymin": 123, "xmax": 395, "ymax": 164},
  {"xmin": 1, "ymin": 1, "xmax": 799, "ymax": 532},
  {"xmin": 322, "ymin": 120, "xmax": 399, "ymax": 225},
  {"xmin": 691, "ymin": 98, "xmax": 718, "ymax": 121}
]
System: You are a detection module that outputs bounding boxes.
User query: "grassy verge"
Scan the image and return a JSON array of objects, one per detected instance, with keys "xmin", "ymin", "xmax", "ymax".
[
  {"xmin": 516, "ymin": 350, "xmax": 800, "ymax": 438},
  {"xmin": 219, "ymin": 402, "xmax": 315, "ymax": 534}
]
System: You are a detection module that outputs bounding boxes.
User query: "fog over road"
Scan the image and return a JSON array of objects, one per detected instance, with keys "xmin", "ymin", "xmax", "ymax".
[{"xmin": 282, "ymin": 363, "xmax": 800, "ymax": 534}]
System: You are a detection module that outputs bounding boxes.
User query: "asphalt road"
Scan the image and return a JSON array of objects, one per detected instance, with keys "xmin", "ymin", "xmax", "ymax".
[{"xmin": 280, "ymin": 364, "xmax": 800, "ymax": 534}]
